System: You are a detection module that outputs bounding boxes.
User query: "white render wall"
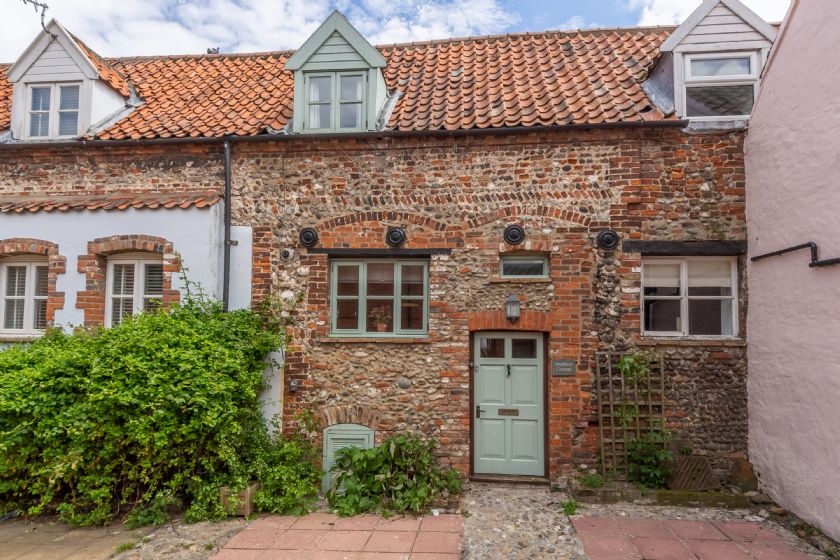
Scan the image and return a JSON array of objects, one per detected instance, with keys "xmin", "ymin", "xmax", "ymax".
[{"xmin": 0, "ymin": 204, "xmax": 255, "ymax": 327}]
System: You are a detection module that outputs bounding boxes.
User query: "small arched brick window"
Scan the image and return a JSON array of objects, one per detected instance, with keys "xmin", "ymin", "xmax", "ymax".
[{"xmin": 0, "ymin": 239, "xmax": 66, "ymax": 337}]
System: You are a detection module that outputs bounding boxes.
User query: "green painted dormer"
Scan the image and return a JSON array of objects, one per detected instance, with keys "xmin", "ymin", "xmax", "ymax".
[{"xmin": 285, "ymin": 11, "xmax": 388, "ymax": 133}]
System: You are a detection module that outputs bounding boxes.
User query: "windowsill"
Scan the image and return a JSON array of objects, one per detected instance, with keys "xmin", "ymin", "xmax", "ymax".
[
  {"xmin": 489, "ymin": 277, "xmax": 552, "ymax": 284},
  {"xmin": 319, "ymin": 336, "xmax": 433, "ymax": 344},
  {"xmin": 638, "ymin": 337, "xmax": 745, "ymax": 347},
  {"xmin": 0, "ymin": 332, "xmax": 43, "ymax": 343}
]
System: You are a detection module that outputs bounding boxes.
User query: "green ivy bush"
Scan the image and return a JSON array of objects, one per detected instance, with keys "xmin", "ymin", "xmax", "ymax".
[
  {"xmin": 327, "ymin": 434, "xmax": 461, "ymax": 517},
  {"xmin": 627, "ymin": 430, "xmax": 673, "ymax": 489},
  {"xmin": 0, "ymin": 299, "xmax": 319, "ymax": 525}
]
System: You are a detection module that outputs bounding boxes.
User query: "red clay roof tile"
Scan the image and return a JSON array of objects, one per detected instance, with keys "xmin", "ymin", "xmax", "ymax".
[
  {"xmin": 0, "ymin": 26, "xmax": 674, "ymax": 140},
  {"xmin": 0, "ymin": 192, "xmax": 221, "ymax": 213}
]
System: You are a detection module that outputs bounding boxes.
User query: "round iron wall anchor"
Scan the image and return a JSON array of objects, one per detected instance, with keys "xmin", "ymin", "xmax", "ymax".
[
  {"xmin": 596, "ymin": 229, "xmax": 620, "ymax": 251},
  {"xmin": 503, "ymin": 224, "xmax": 526, "ymax": 245},
  {"xmin": 386, "ymin": 226, "xmax": 407, "ymax": 247},
  {"xmin": 298, "ymin": 227, "xmax": 319, "ymax": 248}
]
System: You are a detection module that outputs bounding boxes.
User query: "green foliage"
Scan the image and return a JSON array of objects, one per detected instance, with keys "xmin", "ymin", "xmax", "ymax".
[
  {"xmin": 125, "ymin": 491, "xmax": 178, "ymax": 529},
  {"xmin": 327, "ymin": 435, "xmax": 461, "ymax": 517},
  {"xmin": 618, "ymin": 351, "xmax": 654, "ymax": 386},
  {"xmin": 562, "ymin": 500, "xmax": 578, "ymax": 515},
  {"xmin": 0, "ymin": 298, "xmax": 318, "ymax": 525},
  {"xmin": 580, "ymin": 473, "xmax": 604, "ymax": 489},
  {"xmin": 627, "ymin": 431, "xmax": 673, "ymax": 489}
]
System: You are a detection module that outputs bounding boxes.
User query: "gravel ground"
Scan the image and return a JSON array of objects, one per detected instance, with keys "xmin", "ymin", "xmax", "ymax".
[{"xmin": 112, "ymin": 517, "xmax": 247, "ymax": 560}]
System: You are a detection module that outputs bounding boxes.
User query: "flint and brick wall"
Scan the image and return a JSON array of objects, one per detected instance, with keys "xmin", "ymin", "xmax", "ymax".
[{"xmin": 0, "ymin": 126, "xmax": 748, "ymax": 479}]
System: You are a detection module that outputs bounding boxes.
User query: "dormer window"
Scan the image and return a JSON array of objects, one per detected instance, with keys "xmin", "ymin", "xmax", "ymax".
[
  {"xmin": 684, "ymin": 53, "xmax": 758, "ymax": 119},
  {"xmin": 27, "ymin": 83, "xmax": 81, "ymax": 138},
  {"xmin": 306, "ymin": 72, "xmax": 365, "ymax": 131}
]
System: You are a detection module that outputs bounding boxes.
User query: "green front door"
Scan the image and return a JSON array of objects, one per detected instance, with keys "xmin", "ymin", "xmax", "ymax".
[{"xmin": 473, "ymin": 332, "xmax": 545, "ymax": 476}]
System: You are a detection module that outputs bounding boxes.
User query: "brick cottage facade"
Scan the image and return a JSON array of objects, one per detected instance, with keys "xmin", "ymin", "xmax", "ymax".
[{"xmin": 0, "ymin": 1, "xmax": 776, "ymax": 483}]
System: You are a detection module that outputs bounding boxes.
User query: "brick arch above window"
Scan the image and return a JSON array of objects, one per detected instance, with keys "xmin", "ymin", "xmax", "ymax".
[
  {"xmin": 0, "ymin": 238, "xmax": 66, "ymax": 329},
  {"xmin": 76, "ymin": 235, "xmax": 180, "ymax": 327},
  {"xmin": 319, "ymin": 405, "xmax": 383, "ymax": 432}
]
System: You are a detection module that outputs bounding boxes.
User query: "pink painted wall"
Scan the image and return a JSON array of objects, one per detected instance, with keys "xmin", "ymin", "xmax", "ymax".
[{"xmin": 745, "ymin": 0, "xmax": 840, "ymax": 541}]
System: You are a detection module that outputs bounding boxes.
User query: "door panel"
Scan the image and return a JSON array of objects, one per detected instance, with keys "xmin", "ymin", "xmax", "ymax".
[{"xmin": 473, "ymin": 333, "xmax": 544, "ymax": 476}]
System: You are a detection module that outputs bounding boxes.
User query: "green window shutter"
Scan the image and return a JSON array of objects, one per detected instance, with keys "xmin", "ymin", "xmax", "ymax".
[{"xmin": 322, "ymin": 424, "xmax": 374, "ymax": 494}]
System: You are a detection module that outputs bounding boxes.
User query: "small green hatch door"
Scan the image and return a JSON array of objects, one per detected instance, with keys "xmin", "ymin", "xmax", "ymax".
[{"xmin": 322, "ymin": 423, "xmax": 374, "ymax": 494}]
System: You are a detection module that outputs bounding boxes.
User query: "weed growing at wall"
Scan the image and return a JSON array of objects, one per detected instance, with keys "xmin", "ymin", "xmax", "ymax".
[
  {"xmin": 0, "ymin": 298, "xmax": 318, "ymax": 525},
  {"xmin": 327, "ymin": 435, "xmax": 461, "ymax": 516}
]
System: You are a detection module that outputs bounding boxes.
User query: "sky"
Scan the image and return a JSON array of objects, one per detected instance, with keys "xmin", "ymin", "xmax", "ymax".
[{"xmin": 0, "ymin": 0, "xmax": 791, "ymax": 62}]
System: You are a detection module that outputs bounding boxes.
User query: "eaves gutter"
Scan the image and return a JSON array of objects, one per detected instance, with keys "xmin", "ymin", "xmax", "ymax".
[{"xmin": 0, "ymin": 119, "xmax": 689, "ymax": 151}]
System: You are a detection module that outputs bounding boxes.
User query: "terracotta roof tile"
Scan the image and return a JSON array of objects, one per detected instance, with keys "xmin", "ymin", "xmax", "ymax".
[
  {"xmin": 0, "ymin": 26, "xmax": 674, "ymax": 140},
  {"xmin": 68, "ymin": 33, "xmax": 132, "ymax": 98},
  {"xmin": 0, "ymin": 192, "xmax": 221, "ymax": 213}
]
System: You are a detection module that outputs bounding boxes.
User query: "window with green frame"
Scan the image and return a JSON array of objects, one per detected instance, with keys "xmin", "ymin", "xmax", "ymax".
[
  {"xmin": 330, "ymin": 260, "xmax": 428, "ymax": 336},
  {"xmin": 305, "ymin": 72, "xmax": 366, "ymax": 131}
]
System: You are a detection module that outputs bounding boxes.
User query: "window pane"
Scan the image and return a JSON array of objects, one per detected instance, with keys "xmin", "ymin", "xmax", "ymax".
[
  {"xmin": 335, "ymin": 299, "xmax": 359, "ymax": 330},
  {"xmin": 512, "ymin": 339, "xmax": 536, "ymax": 359},
  {"xmin": 501, "ymin": 258, "xmax": 546, "ymax": 277},
  {"xmin": 480, "ymin": 338, "xmax": 504, "ymax": 358},
  {"xmin": 691, "ymin": 57, "xmax": 750, "ymax": 77},
  {"xmin": 688, "ymin": 261, "xmax": 731, "ymax": 291},
  {"xmin": 143, "ymin": 297, "xmax": 162, "ymax": 313},
  {"xmin": 401, "ymin": 265, "xmax": 425, "ymax": 296},
  {"xmin": 400, "ymin": 300, "xmax": 424, "ymax": 331},
  {"xmin": 111, "ymin": 298, "xmax": 133, "ymax": 325},
  {"xmin": 33, "ymin": 300, "xmax": 47, "ymax": 330},
  {"xmin": 340, "ymin": 75, "xmax": 363, "ymax": 101},
  {"xmin": 336, "ymin": 265, "xmax": 359, "ymax": 296},
  {"xmin": 309, "ymin": 76, "xmax": 331, "ymax": 102},
  {"xmin": 34, "ymin": 266, "xmax": 48, "ymax": 297},
  {"xmin": 339, "ymin": 102, "xmax": 362, "ymax": 129},
  {"xmin": 644, "ymin": 299, "xmax": 681, "ymax": 332},
  {"xmin": 689, "ymin": 299, "xmax": 733, "ymax": 336},
  {"xmin": 30, "ymin": 87, "xmax": 50, "ymax": 111},
  {"xmin": 309, "ymin": 103, "xmax": 331, "ymax": 129},
  {"xmin": 112, "ymin": 264, "xmax": 135, "ymax": 296},
  {"xmin": 686, "ymin": 84, "xmax": 755, "ymax": 117},
  {"xmin": 643, "ymin": 263, "xmax": 680, "ymax": 295},
  {"xmin": 58, "ymin": 111, "xmax": 78, "ymax": 136},
  {"xmin": 144, "ymin": 264, "xmax": 164, "ymax": 295},
  {"xmin": 59, "ymin": 85, "xmax": 80, "ymax": 110},
  {"xmin": 3, "ymin": 299, "xmax": 24, "ymax": 330},
  {"xmin": 366, "ymin": 299, "xmax": 394, "ymax": 332},
  {"xmin": 29, "ymin": 113, "xmax": 49, "ymax": 137},
  {"xmin": 366, "ymin": 263, "xmax": 394, "ymax": 296},
  {"xmin": 5, "ymin": 266, "xmax": 26, "ymax": 297}
]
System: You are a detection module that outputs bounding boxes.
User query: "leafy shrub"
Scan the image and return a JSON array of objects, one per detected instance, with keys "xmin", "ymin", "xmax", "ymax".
[
  {"xmin": 561, "ymin": 500, "xmax": 578, "ymax": 515},
  {"xmin": 580, "ymin": 473, "xmax": 604, "ymax": 489},
  {"xmin": 627, "ymin": 431, "xmax": 673, "ymax": 489},
  {"xmin": 327, "ymin": 435, "xmax": 461, "ymax": 516},
  {"xmin": 0, "ymin": 298, "xmax": 319, "ymax": 525}
]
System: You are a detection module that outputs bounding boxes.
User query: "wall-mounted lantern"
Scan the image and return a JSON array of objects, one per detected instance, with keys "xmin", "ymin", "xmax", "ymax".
[
  {"xmin": 289, "ymin": 379, "xmax": 300, "ymax": 393},
  {"xmin": 505, "ymin": 294, "xmax": 521, "ymax": 323}
]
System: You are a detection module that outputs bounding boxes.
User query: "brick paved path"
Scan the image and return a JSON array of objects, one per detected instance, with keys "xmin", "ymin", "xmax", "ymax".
[
  {"xmin": 573, "ymin": 516, "xmax": 822, "ymax": 560},
  {"xmin": 213, "ymin": 512, "xmax": 463, "ymax": 560}
]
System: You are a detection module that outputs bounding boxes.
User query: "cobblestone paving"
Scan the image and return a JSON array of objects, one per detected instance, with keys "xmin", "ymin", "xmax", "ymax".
[
  {"xmin": 460, "ymin": 482, "xmax": 586, "ymax": 560},
  {"xmin": 113, "ymin": 518, "xmax": 247, "ymax": 560}
]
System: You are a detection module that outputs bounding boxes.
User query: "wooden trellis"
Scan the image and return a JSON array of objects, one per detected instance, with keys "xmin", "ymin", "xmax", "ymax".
[{"xmin": 594, "ymin": 352, "xmax": 666, "ymax": 479}]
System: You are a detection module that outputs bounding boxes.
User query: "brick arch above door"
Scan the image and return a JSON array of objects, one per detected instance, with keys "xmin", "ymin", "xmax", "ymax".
[{"xmin": 467, "ymin": 310, "xmax": 552, "ymax": 332}]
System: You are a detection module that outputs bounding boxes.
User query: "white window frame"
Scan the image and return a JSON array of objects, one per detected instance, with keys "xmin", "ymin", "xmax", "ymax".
[
  {"xmin": 24, "ymin": 82, "xmax": 82, "ymax": 139},
  {"xmin": 682, "ymin": 52, "xmax": 759, "ymax": 121},
  {"xmin": 105, "ymin": 254, "xmax": 164, "ymax": 327},
  {"xmin": 499, "ymin": 255, "xmax": 549, "ymax": 279},
  {"xmin": 303, "ymin": 72, "xmax": 367, "ymax": 132},
  {"xmin": 330, "ymin": 259, "xmax": 428, "ymax": 337},
  {"xmin": 641, "ymin": 256, "xmax": 739, "ymax": 339},
  {"xmin": 0, "ymin": 258, "xmax": 49, "ymax": 335}
]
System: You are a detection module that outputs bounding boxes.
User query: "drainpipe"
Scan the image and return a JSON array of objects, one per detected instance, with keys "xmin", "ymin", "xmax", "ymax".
[{"xmin": 222, "ymin": 139, "xmax": 232, "ymax": 311}]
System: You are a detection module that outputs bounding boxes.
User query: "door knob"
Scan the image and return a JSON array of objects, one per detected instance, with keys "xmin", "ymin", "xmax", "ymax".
[{"xmin": 475, "ymin": 406, "xmax": 486, "ymax": 418}]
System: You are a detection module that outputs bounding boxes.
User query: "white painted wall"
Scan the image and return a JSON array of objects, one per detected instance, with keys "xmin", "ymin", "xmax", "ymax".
[
  {"xmin": 745, "ymin": 0, "xmax": 840, "ymax": 541},
  {"xmin": 0, "ymin": 204, "xmax": 255, "ymax": 326}
]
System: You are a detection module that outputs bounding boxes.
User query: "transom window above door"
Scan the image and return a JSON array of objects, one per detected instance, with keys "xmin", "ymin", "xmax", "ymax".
[
  {"xmin": 330, "ymin": 260, "xmax": 428, "ymax": 336},
  {"xmin": 0, "ymin": 259, "xmax": 49, "ymax": 334},
  {"xmin": 106, "ymin": 255, "xmax": 164, "ymax": 327},
  {"xmin": 641, "ymin": 257, "xmax": 739, "ymax": 337},
  {"xmin": 305, "ymin": 72, "xmax": 366, "ymax": 131}
]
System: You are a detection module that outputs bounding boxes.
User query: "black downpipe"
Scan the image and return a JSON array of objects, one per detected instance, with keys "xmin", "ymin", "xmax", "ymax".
[{"xmin": 222, "ymin": 140, "xmax": 232, "ymax": 310}]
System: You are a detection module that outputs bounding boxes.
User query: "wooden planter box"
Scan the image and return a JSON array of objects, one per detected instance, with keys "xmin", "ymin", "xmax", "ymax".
[{"xmin": 220, "ymin": 483, "xmax": 260, "ymax": 517}]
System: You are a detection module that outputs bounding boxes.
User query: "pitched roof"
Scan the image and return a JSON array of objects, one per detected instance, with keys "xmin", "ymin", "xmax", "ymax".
[
  {"xmin": 0, "ymin": 26, "xmax": 674, "ymax": 140},
  {"xmin": 67, "ymin": 32, "xmax": 132, "ymax": 98},
  {"xmin": 0, "ymin": 192, "xmax": 221, "ymax": 213}
]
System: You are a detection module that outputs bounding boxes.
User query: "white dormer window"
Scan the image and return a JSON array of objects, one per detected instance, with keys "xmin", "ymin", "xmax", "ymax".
[
  {"xmin": 27, "ymin": 83, "xmax": 81, "ymax": 138},
  {"xmin": 683, "ymin": 53, "xmax": 758, "ymax": 119},
  {"xmin": 305, "ymin": 72, "xmax": 366, "ymax": 131}
]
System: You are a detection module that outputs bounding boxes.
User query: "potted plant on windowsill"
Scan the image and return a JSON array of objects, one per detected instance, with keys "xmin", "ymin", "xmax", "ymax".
[{"xmin": 369, "ymin": 305, "xmax": 391, "ymax": 332}]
